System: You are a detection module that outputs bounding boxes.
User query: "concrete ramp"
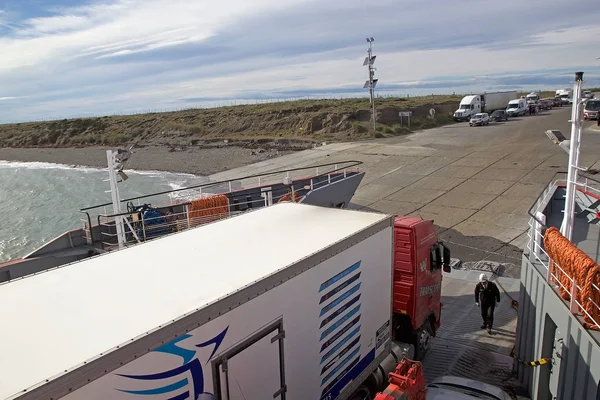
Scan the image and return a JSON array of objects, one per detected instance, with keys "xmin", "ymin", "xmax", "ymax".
[{"xmin": 422, "ymin": 270, "xmax": 526, "ymax": 395}]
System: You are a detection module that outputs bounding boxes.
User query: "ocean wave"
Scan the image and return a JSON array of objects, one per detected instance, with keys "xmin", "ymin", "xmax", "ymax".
[
  {"xmin": 0, "ymin": 161, "xmax": 208, "ymax": 261},
  {"xmin": 0, "ymin": 160, "xmax": 103, "ymax": 172},
  {"xmin": 0, "ymin": 160, "xmax": 204, "ymax": 178}
]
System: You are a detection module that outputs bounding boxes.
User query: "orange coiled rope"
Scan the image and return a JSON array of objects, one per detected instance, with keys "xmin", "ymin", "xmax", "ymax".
[
  {"xmin": 544, "ymin": 226, "xmax": 600, "ymax": 329},
  {"xmin": 188, "ymin": 195, "xmax": 230, "ymax": 227},
  {"xmin": 278, "ymin": 191, "xmax": 300, "ymax": 203}
]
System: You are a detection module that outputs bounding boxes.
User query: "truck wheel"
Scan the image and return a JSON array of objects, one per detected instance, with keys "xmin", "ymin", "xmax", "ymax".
[
  {"xmin": 467, "ymin": 115, "xmax": 471, "ymax": 121},
  {"xmin": 348, "ymin": 385, "xmax": 371, "ymax": 400},
  {"xmin": 414, "ymin": 321, "xmax": 433, "ymax": 360}
]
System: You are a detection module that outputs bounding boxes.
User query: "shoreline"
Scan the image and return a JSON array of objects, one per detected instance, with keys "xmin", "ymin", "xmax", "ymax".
[{"xmin": 0, "ymin": 145, "xmax": 297, "ymax": 176}]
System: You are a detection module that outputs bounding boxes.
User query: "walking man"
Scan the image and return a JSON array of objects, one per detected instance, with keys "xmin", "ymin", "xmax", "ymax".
[{"xmin": 475, "ymin": 274, "xmax": 500, "ymax": 334}]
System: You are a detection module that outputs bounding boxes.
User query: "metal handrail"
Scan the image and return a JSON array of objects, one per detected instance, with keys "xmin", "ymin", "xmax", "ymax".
[
  {"xmin": 526, "ymin": 176, "xmax": 600, "ymax": 330},
  {"xmin": 80, "ymin": 160, "xmax": 363, "ymax": 212},
  {"xmin": 526, "ymin": 225, "xmax": 600, "ymax": 329},
  {"xmin": 94, "ymin": 192, "xmax": 301, "ymax": 250},
  {"xmin": 80, "ymin": 161, "xmax": 362, "ymax": 246},
  {"xmin": 527, "ymin": 170, "xmax": 600, "ymax": 230}
]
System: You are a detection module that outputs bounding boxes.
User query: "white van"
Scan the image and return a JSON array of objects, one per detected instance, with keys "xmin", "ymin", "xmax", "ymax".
[{"xmin": 506, "ymin": 98, "xmax": 527, "ymax": 117}]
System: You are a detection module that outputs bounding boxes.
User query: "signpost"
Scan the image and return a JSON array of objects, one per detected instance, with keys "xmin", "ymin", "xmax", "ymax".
[{"xmin": 399, "ymin": 111, "xmax": 412, "ymax": 129}]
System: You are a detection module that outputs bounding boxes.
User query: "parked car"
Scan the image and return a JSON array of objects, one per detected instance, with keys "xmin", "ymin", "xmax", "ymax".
[
  {"xmin": 584, "ymin": 99, "xmax": 600, "ymax": 120},
  {"xmin": 426, "ymin": 376, "xmax": 512, "ymax": 400},
  {"xmin": 539, "ymin": 99, "xmax": 553, "ymax": 111},
  {"xmin": 552, "ymin": 97, "xmax": 563, "ymax": 107},
  {"xmin": 490, "ymin": 110, "xmax": 508, "ymax": 122},
  {"xmin": 469, "ymin": 113, "xmax": 490, "ymax": 126}
]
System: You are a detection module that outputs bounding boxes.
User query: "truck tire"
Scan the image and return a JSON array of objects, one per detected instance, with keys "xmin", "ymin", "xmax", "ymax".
[
  {"xmin": 348, "ymin": 385, "xmax": 372, "ymax": 400},
  {"xmin": 413, "ymin": 320, "xmax": 434, "ymax": 360}
]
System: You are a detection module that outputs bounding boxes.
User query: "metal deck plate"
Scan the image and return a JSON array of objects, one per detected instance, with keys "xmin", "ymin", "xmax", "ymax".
[{"xmin": 422, "ymin": 271, "xmax": 527, "ymax": 396}]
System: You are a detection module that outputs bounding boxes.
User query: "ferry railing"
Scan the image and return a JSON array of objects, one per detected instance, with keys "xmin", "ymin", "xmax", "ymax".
[
  {"xmin": 80, "ymin": 160, "xmax": 363, "ymax": 245},
  {"xmin": 96, "ymin": 190, "xmax": 304, "ymax": 251},
  {"xmin": 526, "ymin": 172, "xmax": 600, "ymax": 330}
]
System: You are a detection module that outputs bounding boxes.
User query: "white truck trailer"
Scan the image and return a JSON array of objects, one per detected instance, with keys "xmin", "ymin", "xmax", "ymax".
[
  {"xmin": 453, "ymin": 91, "xmax": 517, "ymax": 121},
  {"xmin": 0, "ymin": 202, "xmax": 408, "ymax": 400}
]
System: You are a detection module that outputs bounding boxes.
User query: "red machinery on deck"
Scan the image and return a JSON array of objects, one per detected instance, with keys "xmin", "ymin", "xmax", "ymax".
[{"xmin": 374, "ymin": 359, "xmax": 426, "ymax": 400}]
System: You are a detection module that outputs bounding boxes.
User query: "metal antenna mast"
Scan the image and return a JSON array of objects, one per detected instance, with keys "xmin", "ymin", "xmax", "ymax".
[
  {"xmin": 560, "ymin": 71, "xmax": 585, "ymax": 241},
  {"xmin": 106, "ymin": 146, "xmax": 134, "ymax": 249},
  {"xmin": 363, "ymin": 37, "xmax": 377, "ymax": 131}
]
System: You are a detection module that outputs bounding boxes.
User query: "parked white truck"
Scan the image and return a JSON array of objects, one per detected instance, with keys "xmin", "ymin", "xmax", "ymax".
[
  {"xmin": 556, "ymin": 88, "xmax": 573, "ymax": 104},
  {"xmin": 525, "ymin": 92, "xmax": 540, "ymax": 104},
  {"xmin": 0, "ymin": 202, "xmax": 429, "ymax": 400},
  {"xmin": 453, "ymin": 91, "xmax": 517, "ymax": 121}
]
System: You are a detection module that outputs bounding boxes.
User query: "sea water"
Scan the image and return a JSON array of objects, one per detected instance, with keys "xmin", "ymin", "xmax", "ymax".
[{"xmin": 0, "ymin": 160, "xmax": 207, "ymax": 262}]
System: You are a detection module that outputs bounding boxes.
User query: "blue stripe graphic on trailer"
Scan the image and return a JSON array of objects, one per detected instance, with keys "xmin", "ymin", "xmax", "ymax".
[
  {"xmin": 319, "ymin": 349, "xmax": 375, "ymax": 399},
  {"xmin": 321, "ymin": 357, "xmax": 360, "ymax": 395},
  {"xmin": 319, "ymin": 283, "xmax": 361, "ymax": 317},
  {"xmin": 320, "ymin": 325, "xmax": 361, "ymax": 361},
  {"xmin": 320, "ymin": 336, "xmax": 361, "ymax": 375},
  {"xmin": 319, "ymin": 294, "xmax": 361, "ymax": 329},
  {"xmin": 319, "ymin": 261, "xmax": 361, "ymax": 292},
  {"xmin": 319, "ymin": 272, "xmax": 361, "ymax": 304},
  {"xmin": 320, "ymin": 305, "xmax": 361, "ymax": 340},
  {"xmin": 169, "ymin": 392, "xmax": 190, "ymax": 400},
  {"xmin": 118, "ymin": 378, "xmax": 188, "ymax": 395},
  {"xmin": 320, "ymin": 315, "xmax": 361, "ymax": 352},
  {"xmin": 320, "ymin": 346, "xmax": 361, "ymax": 386}
]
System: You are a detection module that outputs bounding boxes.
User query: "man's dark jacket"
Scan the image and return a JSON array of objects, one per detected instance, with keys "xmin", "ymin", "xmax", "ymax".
[{"xmin": 474, "ymin": 281, "xmax": 501, "ymax": 306}]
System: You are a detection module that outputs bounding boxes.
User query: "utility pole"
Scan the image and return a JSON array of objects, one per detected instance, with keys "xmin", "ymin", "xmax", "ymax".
[{"xmin": 363, "ymin": 37, "xmax": 378, "ymax": 131}]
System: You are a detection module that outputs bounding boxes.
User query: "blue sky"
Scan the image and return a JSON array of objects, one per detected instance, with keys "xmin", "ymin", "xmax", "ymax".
[{"xmin": 0, "ymin": 0, "xmax": 599, "ymax": 122}]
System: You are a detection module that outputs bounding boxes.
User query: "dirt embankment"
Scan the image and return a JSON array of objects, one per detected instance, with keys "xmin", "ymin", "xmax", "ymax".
[{"xmin": 0, "ymin": 96, "xmax": 462, "ymax": 152}]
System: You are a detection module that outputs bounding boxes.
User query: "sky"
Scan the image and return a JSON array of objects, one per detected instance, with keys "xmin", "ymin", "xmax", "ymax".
[{"xmin": 0, "ymin": 0, "xmax": 599, "ymax": 122}]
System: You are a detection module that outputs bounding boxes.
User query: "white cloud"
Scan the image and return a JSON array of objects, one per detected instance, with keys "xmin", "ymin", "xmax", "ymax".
[
  {"xmin": 23, "ymin": 15, "xmax": 91, "ymax": 34},
  {"xmin": 0, "ymin": 0, "xmax": 599, "ymax": 122},
  {"xmin": 0, "ymin": 0, "xmax": 316, "ymax": 70},
  {"xmin": 105, "ymin": 36, "xmax": 600, "ymax": 102},
  {"xmin": 531, "ymin": 25, "xmax": 600, "ymax": 46}
]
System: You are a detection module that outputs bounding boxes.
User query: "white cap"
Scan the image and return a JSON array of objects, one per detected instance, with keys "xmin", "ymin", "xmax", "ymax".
[{"xmin": 479, "ymin": 273, "xmax": 488, "ymax": 282}]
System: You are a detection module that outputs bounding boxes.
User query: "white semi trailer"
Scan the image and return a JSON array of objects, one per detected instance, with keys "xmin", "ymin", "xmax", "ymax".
[
  {"xmin": 453, "ymin": 91, "xmax": 517, "ymax": 121},
  {"xmin": 0, "ymin": 202, "xmax": 412, "ymax": 400}
]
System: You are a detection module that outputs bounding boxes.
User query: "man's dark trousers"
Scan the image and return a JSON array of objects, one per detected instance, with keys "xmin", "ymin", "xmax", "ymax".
[{"xmin": 481, "ymin": 302, "xmax": 495, "ymax": 329}]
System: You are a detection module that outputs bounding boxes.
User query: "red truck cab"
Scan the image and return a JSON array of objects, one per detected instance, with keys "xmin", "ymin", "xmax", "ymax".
[{"xmin": 391, "ymin": 216, "xmax": 451, "ymax": 359}]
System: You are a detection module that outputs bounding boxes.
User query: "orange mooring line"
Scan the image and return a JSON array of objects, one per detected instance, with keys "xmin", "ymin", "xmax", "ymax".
[{"xmin": 544, "ymin": 227, "xmax": 600, "ymax": 329}]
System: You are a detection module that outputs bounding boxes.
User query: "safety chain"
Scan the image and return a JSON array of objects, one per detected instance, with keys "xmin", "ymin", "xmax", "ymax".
[
  {"xmin": 510, "ymin": 347, "xmax": 553, "ymax": 367},
  {"xmin": 514, "ymin": 357, "xmax": 551, "ymax": 366}
]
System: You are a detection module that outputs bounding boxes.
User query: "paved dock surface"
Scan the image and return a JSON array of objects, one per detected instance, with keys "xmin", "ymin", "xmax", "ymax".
[
  {"xmin": 210, "ymin": 108, "xmax": 600, "ymax": 275},
  {"xmin": 208, "ymin": 108, "xmax": 600, "ymax": 396}
]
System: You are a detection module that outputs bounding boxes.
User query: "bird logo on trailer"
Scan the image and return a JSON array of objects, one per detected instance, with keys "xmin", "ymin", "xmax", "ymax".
[{"xmin": 115, "ymin": 326, "xmax": 229, "ymax": 399}]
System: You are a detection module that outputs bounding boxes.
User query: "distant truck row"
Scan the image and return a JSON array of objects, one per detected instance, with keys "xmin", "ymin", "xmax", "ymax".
[
  {"xmin": 453, "ymin": 91, "xmax": 517, "ymax": 122},
  {"xmin": 453, "ymin": 89, "xmax": 575, "ymax": 122}
]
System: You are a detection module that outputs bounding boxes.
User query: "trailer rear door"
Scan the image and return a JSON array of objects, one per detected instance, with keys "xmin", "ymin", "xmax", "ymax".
[{"xmin": 212, "ymin": 319, "xmax": 287, "ymax": 400}]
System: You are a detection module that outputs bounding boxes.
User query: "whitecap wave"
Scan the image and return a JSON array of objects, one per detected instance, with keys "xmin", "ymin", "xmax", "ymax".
[
  {"xmin": 0, "ymin": 160, "xmax": 104, "ymax": 172},
  {"xmin": 0, "ymin": 160, "xmax": 204, "ymax": 178}
]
